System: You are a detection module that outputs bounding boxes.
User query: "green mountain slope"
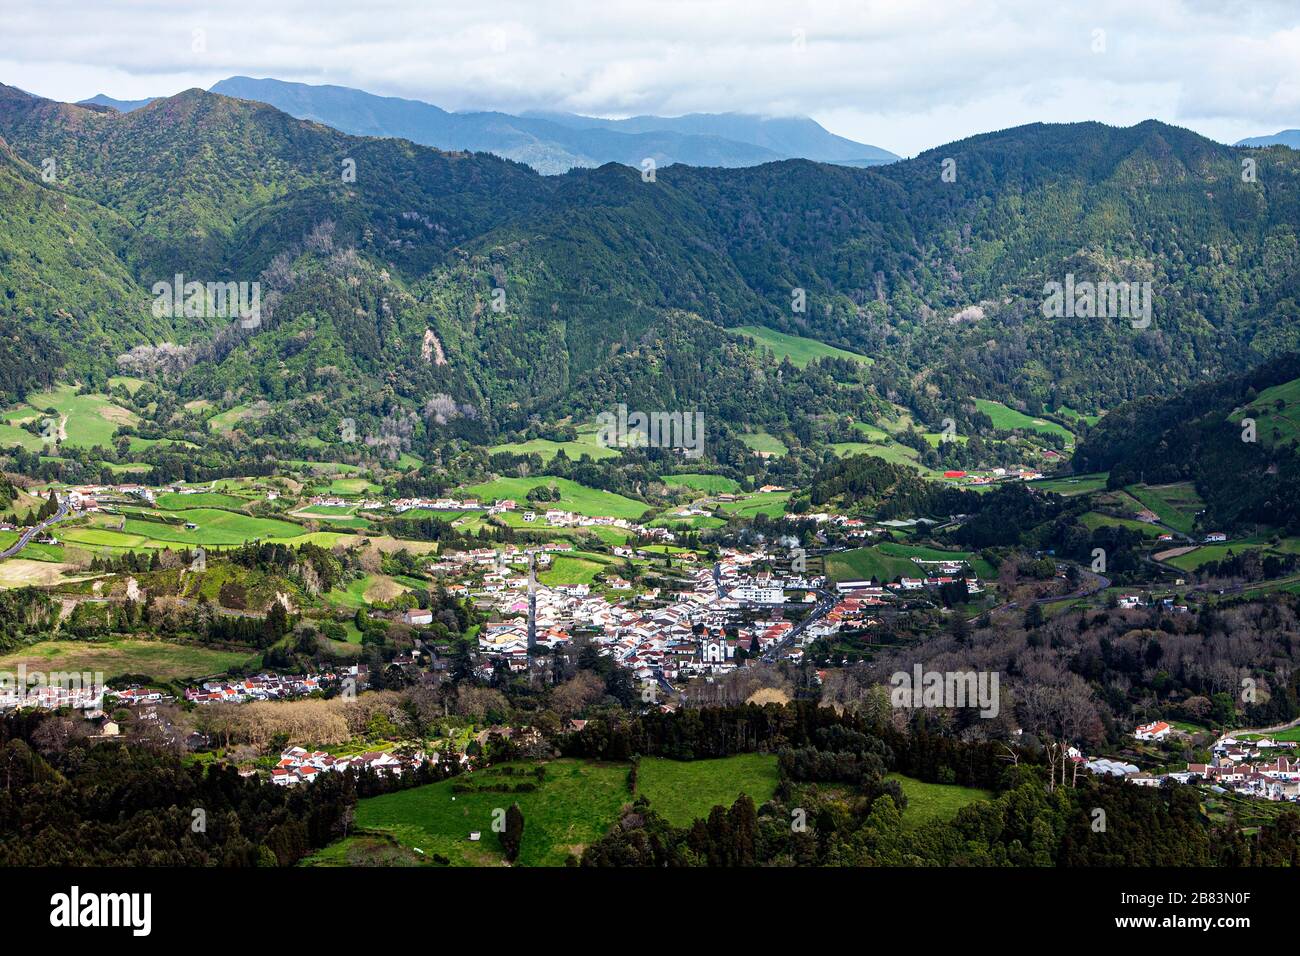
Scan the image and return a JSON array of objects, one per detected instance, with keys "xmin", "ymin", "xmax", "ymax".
[
  {"xmin": 2, "ymin": 85, "xmax": 1300, "ymax": 451},
  {"xmin": 1074, "ymin": 352, "xmax": 1300, "ymax": 532},
  {"xmin": 0, "ymin": 134, "xmax": 165, "ymax": 400}
]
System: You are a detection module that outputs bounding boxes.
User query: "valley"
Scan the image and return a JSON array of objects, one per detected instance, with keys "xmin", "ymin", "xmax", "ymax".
[{"xmin": 3, "ymin": 38, "xmax": 1300, "ymax": 896}]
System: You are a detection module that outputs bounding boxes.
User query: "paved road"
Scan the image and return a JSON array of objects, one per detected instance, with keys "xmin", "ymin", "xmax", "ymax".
[
  {"xmin": 760, "ymin": 588, "xmax": 837, "ymax": 663},
  {"xmin": 0, "ymin": 499, "xmax": 71, "ymax": 559}
]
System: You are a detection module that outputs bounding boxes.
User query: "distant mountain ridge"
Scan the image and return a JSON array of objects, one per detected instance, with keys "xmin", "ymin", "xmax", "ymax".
[
  {"xmin": 1236, "ymin": 130, "xmax": 1300, "ymax": 149},
  {"xmin": 207, "ymin": 76, "xmax": 897, "ymax": 174},
  {"xmin": 78, "ymin": 93, "xmax": 157, "ymax": 113},
  {"xmin": 520, "ymin": 109, "xmax": 898, "ymax": 164}
]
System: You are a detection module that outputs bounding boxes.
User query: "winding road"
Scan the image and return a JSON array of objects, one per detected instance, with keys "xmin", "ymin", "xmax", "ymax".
[{"xmin": 0, "ymin": 498, "xmax": 71, "ymax": 560}]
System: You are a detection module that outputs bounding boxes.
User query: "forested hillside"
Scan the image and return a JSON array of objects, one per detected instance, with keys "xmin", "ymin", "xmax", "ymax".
[
  {"xmin": 3, "ymin": 84, "xmax": 1300, "ymax": 440},
  {"xmin": 1075, "ymin": 352, "xmax": 1300, "ymax": 532}
]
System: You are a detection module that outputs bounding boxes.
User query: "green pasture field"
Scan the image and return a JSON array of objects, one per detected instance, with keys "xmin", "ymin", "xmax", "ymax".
[
  {"xmin": 973, "ymin": 398, "xmax": 1073, "ymax": 441},
  {"xmin": 728, "ymin": 325, "xmax": 872, "ymax": 367},
  {"xmin": 460, "ymin": 477, "xmax": 648, "ymax": 520},
  {"xmin": 885, "ymin": 773, "xmax": 992, "ymax": 829}
]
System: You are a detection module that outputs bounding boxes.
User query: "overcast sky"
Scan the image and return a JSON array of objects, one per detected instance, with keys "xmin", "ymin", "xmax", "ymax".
[{"xmin": 1, "ymin": 0, "xmax": 1297, "ymax": 156}]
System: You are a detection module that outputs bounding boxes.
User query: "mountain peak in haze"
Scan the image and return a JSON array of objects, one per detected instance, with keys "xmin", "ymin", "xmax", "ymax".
[
  {"xmin": 209, "ymin": 76, "xmax": 897, "ymax": 174},
  {"xmin": 77, "ymin": 93, "xmax": 157, "ymax": 113},
  {"xmin": 1236, "ymin": 130, "xmax": 1300, "ymax": 149}
]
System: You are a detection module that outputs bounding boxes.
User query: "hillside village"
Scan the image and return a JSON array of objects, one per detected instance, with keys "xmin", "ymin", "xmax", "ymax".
[{"xmin": 0, "ymin": 460, "xmax": 1292, "ymax": 820}]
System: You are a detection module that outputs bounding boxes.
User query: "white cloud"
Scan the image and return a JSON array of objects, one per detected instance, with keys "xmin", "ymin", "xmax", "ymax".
[{"xmin": 1, "ymin": 0, "xmax": 1297, "ymax": 154}]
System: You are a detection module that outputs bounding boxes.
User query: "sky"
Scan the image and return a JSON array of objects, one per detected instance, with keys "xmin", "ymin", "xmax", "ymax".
[{"xmin": 1, "ymin": 0, "xmax": 1298, "ymax": 156}]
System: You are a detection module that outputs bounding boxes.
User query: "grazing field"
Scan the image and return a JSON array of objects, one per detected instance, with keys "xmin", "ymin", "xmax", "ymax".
[
  {"xmin": 1028, "ymin": 472, "xmax": 1109, "ymax": 496},
  {"xmin": 851, "ymin": 421, "xmax": 891, "ymax": 441},
  {"xmin": 559, "ymin": 525, "xmax": 636, "ymax": 546},
  {"xmin": 921, "ymin": 431, "xmax": 969, "ymax": 447},
  {"xmin": 461, "ymin": 477, "xmax": 649, "ymax": 519},
  {"xmin": 120, "ymin": 509, "xmax": 304, "ymax": 546},
  {"xmin": 1163, "ymin": 537, "xmax": 1274, "ymax": 571},
  {"xmin": 636, "ymin": 753, "xmax": 780, "ymax": 826},
  {"xmin": 1124, "ymin": 482, "xmax": 1205, "ymax": 535},
  {"xmin": 297, "ymin": 504, "xmax": 358, "ymax": 517},
  {"xmin": 300, "ymin": 833, "xmax": 429, "ymax": 867},
  {"xmin": 728, "ymin": 325, "xmax": 872, "ymax": 367},
  {"xmin": 738, "ymin": 431, "xmax": 788, "ymax": 457},
  {"xmin": 282, "ymin": 459, "xmax": 360, "ymax": 475},
  {"xmin": 107, "ymin": 375, "xmax": 149, "ymax": 395},
  {"xmin": 0, "ymin": 639, "xmax": 256, "ymax": 682},
  {"xmin": 0, "ymin": 406, "xmax": 48, "ymax": 452},
  {"xmin": 327, "ymin": 755, "xmax": 783, "ymax": 867},
  {"xmin": 325, "ymin": 574, "xmax": 415, "ymax": 609},
  {"xmin": 881, "ymin": 541, "xmax": 995, "ymax": 579},
  {"xmin": 826, "ymin": 546, "xmax": 918, "ymax": 583},
  {"xmin": 59, "ymin": 508, "xmax": 307, "ymax": 551},
  {"xmin": 209, "ymin": 403, "xmax": 262, "ymax": 433},
  {"xmin": 841, "ymin": 439, "xmax": 935, "ymax": 475},
  {"xmin": 537, "ymin": 552, "xmax": 616, "ymax": 587},
  {"xmin": 298, "ymin": 512, "xmax": 372, "ymax": 530},
  {"xmin": 20, "ymin": 385, "xmax": 140, "ymax": 449},
  {"xmin": 1230, "ymin": 376, "xmax": 1300, "ymax": 447},
  {"xmin": 826, "ymin": 543, "xmax": 993, "ymax": 583},
  {"xmin": 885, "ymin": 773, "xmax": 992, "ymax": 829},
  {"xmin": 101, "ymin": 462, "xmax": 153, "ymax": 476},
  {"xmin": 973, "ymin": 399, "xmax": 1073, "ymax": 441},
  {"xmin": 662, "ymin": 473, "xmax": 742, "ymax": 494},
  {"xmin": 318, "ymin": 533, "xmax": 437, "ymax": 555},
  {"xmin": 57, "ymin": 527, "xmax": 153, "ymax": 551},
  {"xmin": 716, "ymin": 491, "xmax": 790, "ymax": 519},
  {"xmin": 1079, "ymin": 511, "xmax": 1163, "ymax": 538},
  {"xmin": 155, "ymin": 491, "xmax": 252, "ymax": 510},
  {"xmin": 487, "ymin": 438, "xmax": 619, "ymax": 461},
  {"xmin": 648, "ymin": 514, "xmax": 727, "ymax": 531},
  {"xmin": 830, "ymin": 441, "xmax": 877, "ymax": 458},
  {"xmin": 344, "ymin": 759, "xmax": 632, "ymax": 867}
]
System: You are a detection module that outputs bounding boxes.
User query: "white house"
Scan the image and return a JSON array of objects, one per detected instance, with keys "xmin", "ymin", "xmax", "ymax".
[
  {"xmin": 1135, "ymin": 720, "xmax": 1172, "ymax": 741},
  {"xmin": 731, "ymin": 585, "xmax": 784, "ymax": 604}
]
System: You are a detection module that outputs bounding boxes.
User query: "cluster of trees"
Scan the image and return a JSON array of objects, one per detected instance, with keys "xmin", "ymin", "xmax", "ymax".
[
  {"xmin": 0, "ymin": 489, "xmax": 58, "ymax": 527},
  {"xmin": 203, "ymin": 601, "xmax": 293, "ymax": 648},
  {"xmin": 0, "ymin": 716, "xmax": 353, "ymax": 866},
  {"xmin": 1198, "ymin": 548, "xmax": 1298, "ymax": 583},
  {"xmin": 0, "ymin": 588, "xmax": 58, "ymax": 650},
  {"xmin": 579, "ymin": 703, "xmax": 1300, "ymax": 867},
  {"xmin": 848, "ymin": 590, "xmax": 1300, "ymax": 747},
  {"xmin": 0, "ymin": 705, "xmax": 471, "ymax": 865},
  {"xmin": 228, "ymin": 541, "xmax": 346, "ymax": 596}
]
